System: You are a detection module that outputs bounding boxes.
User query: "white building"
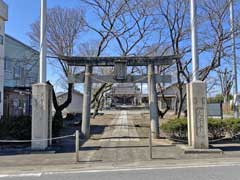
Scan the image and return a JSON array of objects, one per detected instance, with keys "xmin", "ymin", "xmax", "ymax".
[
  {"xmin": 55, "ymin": 90, "xmax": 83, "ymax": 117},
  {"xmin": 0, "ymin": 0, "xmax": 7, "ymax": 117}
]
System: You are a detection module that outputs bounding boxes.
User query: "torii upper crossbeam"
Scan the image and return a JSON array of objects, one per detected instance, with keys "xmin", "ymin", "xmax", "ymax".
[{"xmin": 59, "ymin": 55, "xmax": 179, "ymax": 66}]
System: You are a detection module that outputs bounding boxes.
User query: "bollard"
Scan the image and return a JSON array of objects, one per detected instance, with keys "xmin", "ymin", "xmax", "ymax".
[
  {"xmin": 75, "ymin": 130, "xmax": 80, "ymax": 162},
  {"xmin": 149, "ymin": 127, "xmax": 152, "ymax": 160}
]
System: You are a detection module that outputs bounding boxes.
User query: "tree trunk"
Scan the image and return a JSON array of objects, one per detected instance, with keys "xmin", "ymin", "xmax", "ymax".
[
  {"xmin": 224, "ymin": 95, "xmax": 228, "ymax": 104},
  {"xmin": 158, "ymin": 104, "xmax": 170, "ymax": 119},
  {"xmin": 177, "ymin": 98, "xmax": 184, "ymax": 118},
  {"xmin": 174, "ymin": 94, "xmax": 179, "ymax": 115},
  {"xmin": 177, "ymin": 84, "xmax": 183, "ymax": 118},
  {"xmin": 47, "ymin": 81, "xmax": 73, "ymax": 135}
]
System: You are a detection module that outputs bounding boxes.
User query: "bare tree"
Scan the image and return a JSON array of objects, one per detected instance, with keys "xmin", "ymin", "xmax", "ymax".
[
  {"xmin": 154, "ymin": 0, "xmax": 239, "ymax": 117},
  {"xmin": 82, "ymin": 0, "xmax": 157, "ymax": 117},
  {"xmin": 28, "ymin": 7, "xmax": 85, "ymax": 129},
  {"xmin": 216, "ymin": 68, "xmax": 233, "ymax": 103}
]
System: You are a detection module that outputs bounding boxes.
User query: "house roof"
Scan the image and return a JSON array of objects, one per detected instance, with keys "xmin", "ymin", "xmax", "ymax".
[
  {"xmin": 56, "ymin": 90, "xmax": 83, "ymax": 98},
  {"xmin": 164, "ymin": 82, "xmax": 179, "ymax": 90},
  {"xmin": 5, "ymin": 34, "xmax": 39, "ymax": 54}
]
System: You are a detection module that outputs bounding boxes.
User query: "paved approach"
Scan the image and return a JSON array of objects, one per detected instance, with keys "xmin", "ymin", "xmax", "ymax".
[
  {"xmin": 78, "ymin": 110, "xmax": 182, "ymax": 162},
  {"xmin": 1, "ymin": 164, "xmax": 240, "ymax": 180}
]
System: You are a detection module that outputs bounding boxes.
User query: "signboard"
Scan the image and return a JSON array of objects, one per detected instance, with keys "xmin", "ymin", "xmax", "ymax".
[{"xmin": 207, "ymin": 103, "xmax": 223, "ymax": 119}]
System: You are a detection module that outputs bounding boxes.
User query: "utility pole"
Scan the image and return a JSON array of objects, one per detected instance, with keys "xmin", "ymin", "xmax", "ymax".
[
  {"xmin": 229, "ymin": 0, "xmax": 239, "ymax": 118},
  {"xmin": 190, "ymin": 0, "xmax": 199, "ymax": 81},
  {"xmin": 40, "ymin": 0, "xmax": 47, "ymax": 83}
]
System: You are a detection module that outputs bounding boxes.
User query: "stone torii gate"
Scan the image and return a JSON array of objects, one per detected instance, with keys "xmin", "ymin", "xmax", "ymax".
[{"xmin": 60, "ymin": 55, "xmax": 179, "ymax": 139}]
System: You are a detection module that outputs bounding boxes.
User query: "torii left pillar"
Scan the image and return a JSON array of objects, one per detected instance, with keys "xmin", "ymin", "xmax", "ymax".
[{"xmin": 81, "ymin": 65, "xmax": 93, "ymax": 139}]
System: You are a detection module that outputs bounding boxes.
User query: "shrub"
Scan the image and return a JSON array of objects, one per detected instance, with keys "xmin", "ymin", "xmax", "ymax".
[
  {"xmin": 52, "ymin": 113, "xmax": 63, "ymax": 137},
  {"xmin": 8, "ymin": 116, "xmax": 32, "ymax": 140},
  {"xmin": 0, "ymin": 120, "xmax": 11, "ymax": 138},
  {"xmin": 161, "ymin": 118, "xmax": 236, "ymax": 140},
  {"xmin": 208, "ymin": 118, "xmax": 225, "ymax": 139},
  {"xmin": 0, "ymin": 116, "xmax": 32, "ymax": 140},
  {"xmin": 223, "ymin": 118, "xmax": 240, "ymax": 137},
  {"xmin": 160, "ymin": 118, "xmax": 187, "ymax": 139}
]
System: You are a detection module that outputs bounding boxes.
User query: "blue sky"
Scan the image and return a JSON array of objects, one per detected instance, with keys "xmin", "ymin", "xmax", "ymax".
[
  {"xmin": 5, "ymin": 0, "xmax": 83, "ymax": 92},
  {"xmin": 5, "ymin": 0, "xmax": 81, "ymax": 45},
  {"xmin": 4, "ymin": 0, "xmax": 240, "ymax": 96}
]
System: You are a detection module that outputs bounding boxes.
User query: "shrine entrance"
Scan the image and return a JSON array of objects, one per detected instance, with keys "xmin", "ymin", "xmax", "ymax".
[{"xmin": 60, "ymin": 55, "xmax": 178, "ymax": 139}]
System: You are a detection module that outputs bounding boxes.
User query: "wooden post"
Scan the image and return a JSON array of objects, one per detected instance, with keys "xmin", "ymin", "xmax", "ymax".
[
  {"xmin": 148, "ymin": 64, "xmax": 159, "ymax": 139},
  {"xmin": 81, "ymin": 65, "xmax": 93, "ymax": 139},
  {"xmin": 75, "ymin": 130, "xmax": 79, "ymax": 162}
]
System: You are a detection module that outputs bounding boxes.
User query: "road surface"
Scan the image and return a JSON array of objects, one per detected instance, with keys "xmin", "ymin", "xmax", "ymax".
[{"xmin": 1, "ymin": 164, "xmax": 240, "ymax": 180}]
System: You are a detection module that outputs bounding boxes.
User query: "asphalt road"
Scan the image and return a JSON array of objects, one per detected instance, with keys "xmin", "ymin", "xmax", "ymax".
[{"xmin": 1, "ymin": 164, "xmax": 240, "ymax": 180}]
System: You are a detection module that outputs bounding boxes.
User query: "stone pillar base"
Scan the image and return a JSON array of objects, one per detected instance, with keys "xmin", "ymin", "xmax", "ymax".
[
  {"xmin": 31, "ymin": 83, "xmax": 52, "ymax": 150},
  {"xmin": 187, "ymin": 81, "xmax": 209, "ymax": 149}
]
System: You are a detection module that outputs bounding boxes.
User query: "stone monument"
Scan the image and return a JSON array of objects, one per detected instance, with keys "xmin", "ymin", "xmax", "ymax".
[
  {"xmin": 187, "ymin": 81, "xmax": 208, "ymax": 149},
  {"xmin": 31, "ymin": 83, "xmax": 52, "ymax": 150}
]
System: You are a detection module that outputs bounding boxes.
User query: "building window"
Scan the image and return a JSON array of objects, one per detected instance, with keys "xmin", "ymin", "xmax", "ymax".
[
  {"xmin": 0, "ymin": 35, "xmax": 3, "ymax": 45},
  {"xmin": 4, "ymin": 58, "xmax": 6, "ymax": 70},
  {"xmin": 4, "ymin": 58, "xmax": 11, "ymax": 71},
  {"xmin": 14, "ymin": 64, "xmax": 21, "ymax": 79}
]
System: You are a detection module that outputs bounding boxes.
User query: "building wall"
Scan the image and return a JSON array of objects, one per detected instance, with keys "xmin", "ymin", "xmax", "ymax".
[
  {"xmin": 4, "ymin": 35, "xmax": 39, "ymax": 88},
  {"xmin": 54, "ymin": 92, "xmax": 83, "ymax": 116},
  {"xmin": 0, "ymin": 0, "xmax": 7, "ymax": 117},
  {"xmin": 2, "ymin": 35, "xmax": 39, "ymax": 118}
]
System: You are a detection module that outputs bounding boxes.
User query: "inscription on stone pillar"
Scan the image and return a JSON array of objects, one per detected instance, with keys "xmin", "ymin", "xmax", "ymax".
[
  {"xmin": 194, "ymin": 96, "xmax": 206, "ymax": 137},
  {"xmin": 196, "ymin": 107, "xmax": 204, "ymax": 137}
]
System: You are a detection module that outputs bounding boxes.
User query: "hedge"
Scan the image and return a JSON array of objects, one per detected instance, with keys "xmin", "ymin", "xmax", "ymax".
[
  {"xmin": 208, "ymin": 118, "xmax": 225, "ymax": 139},
  {"xmin": 161, "ymin": 118, "xmax": 240, "ymax": 140},
  {"xmin": 0, "ymin": 116, "xmax": 31, "ymax": 140},
  {"xmin": 223, "ymin": 118, "xmax": 240, "ymax": 137},
  {"xmin": 160, "ymin": 118, "xmax": 187, "ymax": 139}
]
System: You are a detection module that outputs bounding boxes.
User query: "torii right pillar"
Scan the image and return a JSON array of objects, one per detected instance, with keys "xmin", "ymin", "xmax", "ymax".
[
  {"xmin": 187, "ymin": 81, "xmax": 209, "ymax": 149},
  {"xmin": 148, "ymin": 64, "xmax": 160, "ymax": 139},
  {"xmin": 81, "ymin": 65, "xmax": 93, "ymax": 139}
]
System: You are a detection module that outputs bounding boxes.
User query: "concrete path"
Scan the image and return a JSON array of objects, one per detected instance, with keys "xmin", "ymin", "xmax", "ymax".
[
  {"xmin": 79, "ymin": 110, "xmax": 149, "ymax": 162},
  {"xmin": 100, "ymin": 111, "xmax": 140, "ymax": 142}
]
